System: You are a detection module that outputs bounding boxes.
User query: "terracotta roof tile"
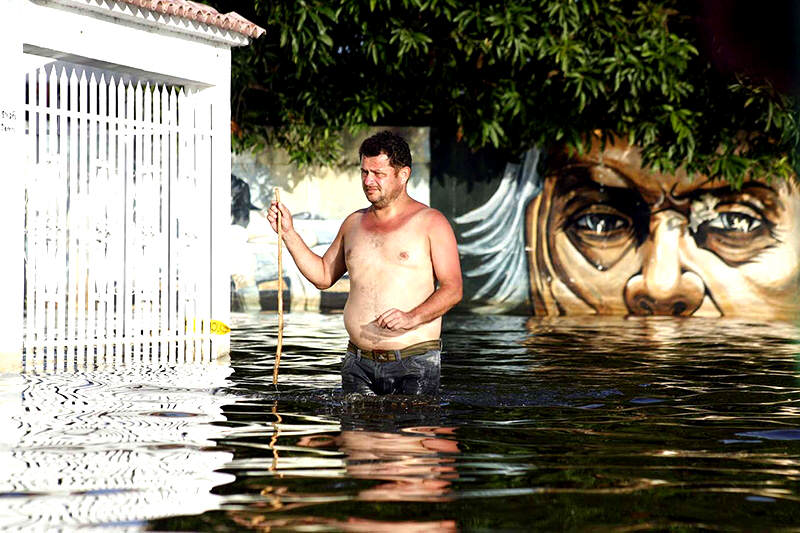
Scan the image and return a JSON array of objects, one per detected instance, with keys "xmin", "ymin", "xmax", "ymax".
[{"xmin": 119, "ymin": 0, "xmax": 265, "ymax": 39}]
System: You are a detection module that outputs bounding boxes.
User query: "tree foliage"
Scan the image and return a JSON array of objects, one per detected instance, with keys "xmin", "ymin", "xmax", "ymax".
[{"xmin": 216, "ymin": 0, "xmax": 799, "ymax": 186}]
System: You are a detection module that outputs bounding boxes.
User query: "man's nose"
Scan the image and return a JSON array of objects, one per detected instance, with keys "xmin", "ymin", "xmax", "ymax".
[{"xmin": 623, "ymin": 211, "xmax": 705, "ymax": 316}]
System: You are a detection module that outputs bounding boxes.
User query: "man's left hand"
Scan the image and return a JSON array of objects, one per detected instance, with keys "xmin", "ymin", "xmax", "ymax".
[{"xmin": 376, "ymin": 308, "xmax": 417, "ymax": 331}]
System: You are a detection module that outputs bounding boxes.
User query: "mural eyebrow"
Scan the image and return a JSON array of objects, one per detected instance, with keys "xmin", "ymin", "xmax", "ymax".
[
  {"xmin": 556, "ymin": 161, "xmax": 632, "ymax": 189},
  {"xmin": 554, "ymin": 163, "xmax": 594, "ymax": 185},
  {"xmin": 681, "ymin": 182, "xmax": 782, "ymax": 216},
  {"xmin": 714, "ymin": 199, "xmax": 767, "ymax": 214},
  {"xmin": 555, "ymin": 163, "xmax": 635, "ymax": 195},
  {"xmin": 673, "ymin": 181, "xmax": 778, "ymax": 202},
  {"xmin": 740, "ymin": 181, "xmax": 779, "ymax": 194},
  {"xmin": 562, "ymin": 185, "xmax": 640, "ymax": 214},
  {"xmin": 555, "ymin": 162, "xmax": 592, "ymax": 175}
]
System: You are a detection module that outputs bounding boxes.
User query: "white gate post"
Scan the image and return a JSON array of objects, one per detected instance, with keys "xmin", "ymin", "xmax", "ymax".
[
  {"xmin": 0, "ymin": 0, "xmax": 25, "ymax": 371},
  {"xmin": 209, "ymin": 47, "xmax": 232, "ymax": 359}
]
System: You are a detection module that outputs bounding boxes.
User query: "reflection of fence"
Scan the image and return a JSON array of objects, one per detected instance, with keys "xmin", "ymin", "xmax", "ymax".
[
  {"xmin": 0, "ymin": 364, "xmax": 235, "ymax": 529},
  {"xmin": 23, "ymin": 61, "xmax": 215, "ymax": 370}
]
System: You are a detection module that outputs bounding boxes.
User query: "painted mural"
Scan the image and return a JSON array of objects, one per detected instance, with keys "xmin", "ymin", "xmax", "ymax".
[{"xmin": 454, "ymin": 135, "xmax": 800, "ymax": 320}]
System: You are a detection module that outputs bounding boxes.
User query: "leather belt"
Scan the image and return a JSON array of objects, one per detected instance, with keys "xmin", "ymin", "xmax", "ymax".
[{"xmin": 347, "ymin": 339, "xmax": 442, "ymax": 362}]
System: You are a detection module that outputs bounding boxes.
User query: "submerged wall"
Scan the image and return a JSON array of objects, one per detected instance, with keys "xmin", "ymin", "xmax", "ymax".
[
  {"xmin": 433, "ymin": 130, "xmax": 800, "ymax": 321},
  {"xmin": 229, "ymin": 127, "xmax": 800, "ymax": 321}
]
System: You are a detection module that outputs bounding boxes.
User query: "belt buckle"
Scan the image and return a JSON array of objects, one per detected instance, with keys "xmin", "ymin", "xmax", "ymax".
[{"xmin": 374, "ymin": 350, "xmax": 392, "ymax": 362}]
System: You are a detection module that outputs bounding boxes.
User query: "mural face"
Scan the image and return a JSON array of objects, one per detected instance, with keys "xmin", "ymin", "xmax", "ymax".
[{"xmin": 527, "ymin": 138, "xmax": 800, "ymax": 319}]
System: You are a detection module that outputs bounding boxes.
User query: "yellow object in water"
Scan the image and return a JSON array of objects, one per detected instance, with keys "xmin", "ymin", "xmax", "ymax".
[
  {"xmin": 186, "ymin": 319, "xmax": 231, "ymax": 335},
  {"xmin": 185, "ymin": 319, "xmax": 231, "ymax": 334},
  {"xmin": 210, "ymin": 320, "xmax": 231, "ymax": 335}
]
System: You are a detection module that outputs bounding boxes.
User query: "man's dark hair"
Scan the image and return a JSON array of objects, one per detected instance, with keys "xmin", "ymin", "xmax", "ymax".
[{"xmin": 358, "ymin": 130, "xmax": 412, "ymax": 169}]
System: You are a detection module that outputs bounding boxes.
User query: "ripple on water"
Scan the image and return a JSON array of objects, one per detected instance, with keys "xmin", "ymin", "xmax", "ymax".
[{"xmin": 4, "ymin": 313, "xmax": 800, "ymax": 531}]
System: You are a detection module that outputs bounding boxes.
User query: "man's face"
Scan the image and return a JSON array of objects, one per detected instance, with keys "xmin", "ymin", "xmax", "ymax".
[
  {"xmin": 360, "ymin": 154, "xmax": 408, "ymax": 208},
  {"xmin": 528, "ymin": 138, "xmax": 800, "ymax": 320}
]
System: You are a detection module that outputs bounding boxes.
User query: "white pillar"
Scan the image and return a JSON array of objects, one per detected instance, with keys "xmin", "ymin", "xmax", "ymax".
[
  {"xmin": 209, "ymin": 46, "xmax": 232, "ymax": 358},
  {"xmin": 0, "ymin": 0, "xmax": 25, "ymax": 371}
]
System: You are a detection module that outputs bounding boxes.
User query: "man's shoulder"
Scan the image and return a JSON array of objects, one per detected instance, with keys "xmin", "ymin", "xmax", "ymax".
[
  {"xmin": 338, "ymin": 208, "xmax": 367, "ymax": 235},
  {"xmin": 410, "ymin": 205, "xmax": 450, "ymax": 227},
  {"xmin": 342, "ymin": 208, "xmax": 368, "ymax": 224},
  {"xmin": 413, "ymin": 208, "xmax": 458, "ymax": 248}
]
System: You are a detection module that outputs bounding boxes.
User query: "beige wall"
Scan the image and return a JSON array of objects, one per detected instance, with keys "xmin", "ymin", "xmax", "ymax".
[{"xmin": 233, "ymin": 127, "xmax": 430, "ymax": 220}]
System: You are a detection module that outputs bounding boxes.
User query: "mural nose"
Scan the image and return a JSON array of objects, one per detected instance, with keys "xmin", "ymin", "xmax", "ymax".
[
  {"xmin": 623, "ymin": 210, "xmax": 706, "ymax": 316},
  {"xmin": 624, "ymin": 271, "xmax": 705, "ymax": 316}
]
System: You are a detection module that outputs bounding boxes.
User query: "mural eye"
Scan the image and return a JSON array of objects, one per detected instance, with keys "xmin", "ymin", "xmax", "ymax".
[
  {"xmin": 573, "ymin": 213, "xmax": 628, "ymax": 234},
  {"xmin": 692, "ymin": 202, "xmax": 776, "ymax": 267},
  {"xmin": 707, "ymin": 212, "xmax": 762, "ymax": 233}
]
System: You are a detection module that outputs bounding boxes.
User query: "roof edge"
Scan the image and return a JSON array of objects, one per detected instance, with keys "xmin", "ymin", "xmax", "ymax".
[
  {"xmin": 120, "ymin": 1, "xmax": 265, "ymax": 39},
  {"xmin": 39, "ymin": 0, "xmax": 265, "ymax": 47}
]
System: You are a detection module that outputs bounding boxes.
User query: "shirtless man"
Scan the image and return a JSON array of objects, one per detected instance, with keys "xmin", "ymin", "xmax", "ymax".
[{"xmin": 267, "ymin": 131, "xmax": 462, "ymax": 395}]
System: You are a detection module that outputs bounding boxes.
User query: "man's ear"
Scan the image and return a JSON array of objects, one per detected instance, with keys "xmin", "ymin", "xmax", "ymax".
[{"xmin": 399, "ymin": 166, "xmax": 411, "ymax": 185}]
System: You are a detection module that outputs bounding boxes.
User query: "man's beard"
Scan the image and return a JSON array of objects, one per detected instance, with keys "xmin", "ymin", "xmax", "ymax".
[{"xmin": 365, "ymin": 187, "xmax": 400, "ymax": 208}]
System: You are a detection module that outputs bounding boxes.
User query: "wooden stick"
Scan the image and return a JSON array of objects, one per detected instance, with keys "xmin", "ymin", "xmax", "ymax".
[
  {"xmin": 269, "ymin": 401, "xmax": 282, "ymax": 474},
  {"xmin": 273, "ymin": 187, "xmax": 284, "ymax": 385}
]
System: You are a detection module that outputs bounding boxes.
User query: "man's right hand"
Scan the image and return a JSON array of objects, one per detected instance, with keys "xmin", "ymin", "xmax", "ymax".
[{"xmin": 267, "ymin": 200, "xmax": 294, "ymax": 235}]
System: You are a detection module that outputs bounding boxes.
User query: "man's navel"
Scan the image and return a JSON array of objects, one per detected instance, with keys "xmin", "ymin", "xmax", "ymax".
[{"xmin": 399, "ymin": 251, "xmax": 409, "ymax": 261}]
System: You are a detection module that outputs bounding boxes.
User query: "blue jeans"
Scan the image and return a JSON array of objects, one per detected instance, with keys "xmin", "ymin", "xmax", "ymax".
[{"xmin": 341, "ymin": 347, "xmax": 441, "ymax": 396}]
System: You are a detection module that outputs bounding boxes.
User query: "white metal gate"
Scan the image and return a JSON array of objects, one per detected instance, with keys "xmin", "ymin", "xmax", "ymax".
[{"xmin": 23, "ymin": 56, "xmax": 216, "ymax": 371}]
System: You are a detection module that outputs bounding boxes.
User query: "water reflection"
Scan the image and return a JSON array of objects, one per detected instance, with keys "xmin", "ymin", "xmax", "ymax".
[
  {"xmin": 525, "ymin": 315, "xmax": 800, "ymax": 349},
  {"xmin": 5, "ymin": 312, "xmax": 800, "ymax": 530},
  {"xmin": 222, "ymin": 402, "xmax": 460, "ymax": 532},
  {"xmin": 0, "ymin": 363, "xmax": 239, "ymax": 530},
  {"xmin": 228, "ymin": 513, "xmax": 457, "ymax": 532},
  {"xmin": 205, "ymin": 313, "xmax": 800, "ymax": 531},
  {"xmin": 298, "ymin": 426, "xmax": 460, "ymax": 502}
]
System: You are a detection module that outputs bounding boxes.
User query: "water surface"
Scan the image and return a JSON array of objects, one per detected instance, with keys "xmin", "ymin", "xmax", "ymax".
[{"xmin": 3, "ymin": 313, "xmax": 800, "ymax": 530}]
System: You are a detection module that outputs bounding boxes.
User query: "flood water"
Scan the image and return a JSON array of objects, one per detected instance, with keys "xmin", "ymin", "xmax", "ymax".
[{"xmin": 3, "ymin": 312, "xmax": 800, "ymax": 530}]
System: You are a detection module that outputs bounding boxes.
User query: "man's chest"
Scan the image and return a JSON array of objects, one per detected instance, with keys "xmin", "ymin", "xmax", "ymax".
[{"xmin": 344, "ymin": 226, "xmax": 430, "ymax": 273}]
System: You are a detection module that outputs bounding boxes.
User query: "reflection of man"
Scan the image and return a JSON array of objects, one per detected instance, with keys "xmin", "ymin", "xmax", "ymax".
[
  {"xmin": 528, "ymin": 136, "xmax": 800, "ymax": 319},
  {"xmin": 267, "ymin": 131, "xmax": 462, "ymax": 394},
  {"xmin": 298, "ymin": 427, "xmax": 460, "ymax": 503},
  {"xmin": 227, "ymin": 423, "xmax": 458, "ymax": 532}
]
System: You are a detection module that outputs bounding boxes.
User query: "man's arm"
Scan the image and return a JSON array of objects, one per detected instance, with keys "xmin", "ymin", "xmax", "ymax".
[
  {"xmin": 267, "ymin": 201, "xmax": 348, "ymax": 290},
  {"xmin": 376, "ymin": 210, "xmax": 463, "ymax": 330}
]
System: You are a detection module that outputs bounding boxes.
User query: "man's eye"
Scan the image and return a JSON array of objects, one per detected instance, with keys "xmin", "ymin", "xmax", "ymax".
[
  {"xmin": 573, "ymin": 213, "xmax": 628, "ymax": 234},
  {"xmin": 707, "ymin": 212, "xmax": 763, "ymax": 232}
]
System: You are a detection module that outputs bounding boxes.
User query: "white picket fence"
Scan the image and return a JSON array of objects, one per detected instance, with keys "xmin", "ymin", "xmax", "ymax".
[{"xmin": 23, "ymin": 59, "xmax": 217, "ymax": 371}]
